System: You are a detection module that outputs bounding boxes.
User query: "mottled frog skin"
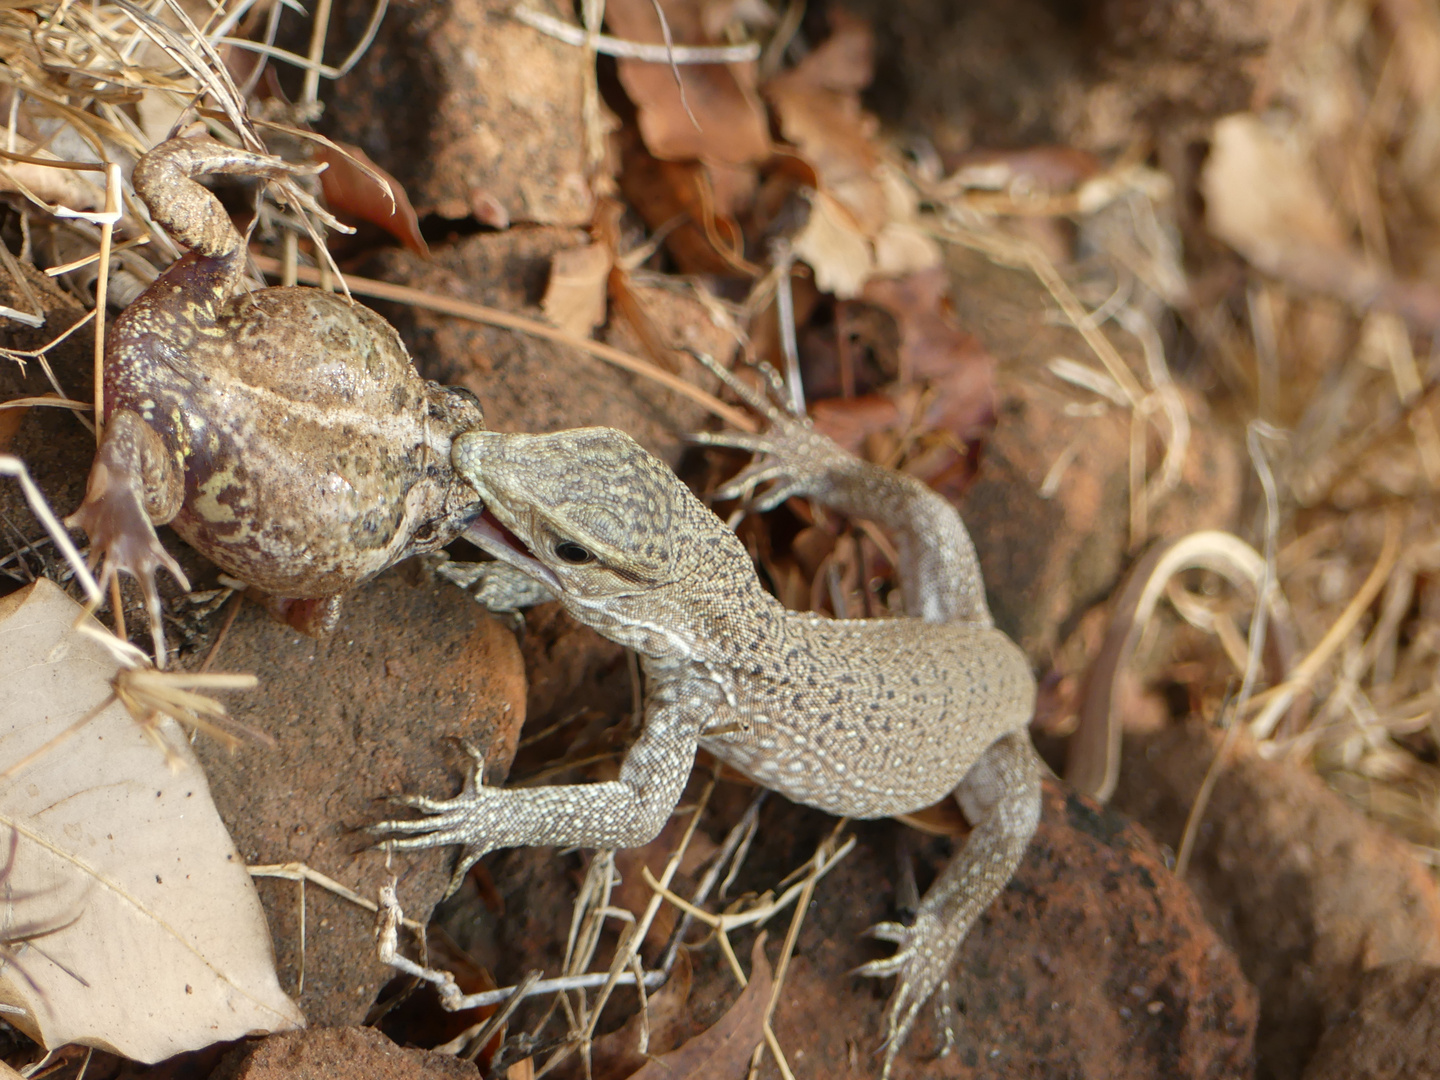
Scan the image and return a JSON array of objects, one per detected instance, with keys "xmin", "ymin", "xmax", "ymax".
[{"xmin": 67, "ymin": 135, "xmax": 486, "ymax": 659}]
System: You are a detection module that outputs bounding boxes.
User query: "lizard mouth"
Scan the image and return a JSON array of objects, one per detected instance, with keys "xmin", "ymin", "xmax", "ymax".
[{"xmin": 464, "ymin": 509, "xmax": 562, "ymax": 592}]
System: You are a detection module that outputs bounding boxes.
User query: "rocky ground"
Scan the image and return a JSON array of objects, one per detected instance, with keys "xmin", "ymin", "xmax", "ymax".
[{"xmin": 2, "ymin": 0, "xmax": 1439, "ymax": 1077}]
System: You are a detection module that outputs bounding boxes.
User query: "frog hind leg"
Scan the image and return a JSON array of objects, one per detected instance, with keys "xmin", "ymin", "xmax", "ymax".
[
  {"xmin": 65, "ymin": 410, "xmax": 190, "ymax": 664},
  {"xmin": 251, "ymin": 593, "xmax": 343, "ymax": 637},
  {"xmin": 132, "ymin": 136, "xmax": 322, "ymax": 263}
]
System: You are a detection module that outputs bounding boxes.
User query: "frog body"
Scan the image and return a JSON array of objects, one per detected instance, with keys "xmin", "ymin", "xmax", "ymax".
[{"xmin": 68, "ymin": 135, "xmax": 485, "ymax": 658}]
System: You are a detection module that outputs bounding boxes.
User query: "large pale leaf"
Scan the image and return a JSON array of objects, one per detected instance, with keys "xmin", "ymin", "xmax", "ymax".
[{"xmin": 0, "ymin": 579, "xmax": 303, "ymax": 1061}]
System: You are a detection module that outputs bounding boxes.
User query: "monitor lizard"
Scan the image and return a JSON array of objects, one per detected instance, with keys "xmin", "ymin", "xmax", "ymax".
[{"xmin": 376, "ymin": 363, "xmax": 1041, "ymax": 1076}]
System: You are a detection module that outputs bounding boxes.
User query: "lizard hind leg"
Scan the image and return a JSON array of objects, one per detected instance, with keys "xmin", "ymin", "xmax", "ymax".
[
  {"xmin": 856, "ymin": 732, "xmax": 1042, "ymax": 1078},
  {"xmin": 65, "ymin": 410, "xmax": 190, "ymax": 665}
]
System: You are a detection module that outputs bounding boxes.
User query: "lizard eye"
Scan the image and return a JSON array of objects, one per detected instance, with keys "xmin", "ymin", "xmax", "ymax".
[{"xmin": 554, "ymin": 540, "xmax": 594, "ymax": 565}]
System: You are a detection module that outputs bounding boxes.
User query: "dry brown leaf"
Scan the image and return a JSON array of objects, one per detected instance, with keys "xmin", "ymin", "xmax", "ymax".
[
  {"xmin": 800, "ymin": 269, "xmax": 995, "ymax": 497},
  {"xmin": 619, "ymin": 135, "xmax": 752, "ymax": 274},
  {"xmin": 606, "ymin": 0, "xmax": 770, "ymax": 166},
  {"xmin": 564, "ymin": 951, "xmax": 693, "ymax": 1080},
  {"xmin": 1203, "ymin": 113, "xmax": 1440, "ymax": 329},
  {"xmin": 764, "ymin": 14, "xmax": 885, "ymax": 236},
  {"xmin": 764, "ymin": 14, "xmax": 938, "ymax": 297},
  {"xmin": 699, "ymin": 0, "xmax": 775, "ymax": 41},
  {"xmin": 0, "ymin": 139, "xmax": 107, "ymax": 215},
  {"xmin": 0, "ymin": 579, "xmax": 303, "ymax": 1062},
  {"xmin": 1203, "ymin": 114, "xmax": 1349, "ymax": 275},
  {"xmin": 627, "ymin": 934, "xmax": 771, "ymax": 1079},
  {"xmin": 792, "ymin": 191, "xmax": 875, "ymax": 299},
  {"xmin": 863, "ymin": 268, "xmax": 993, "ymax": 393},
  {"xmin": 316, "ymin": 141, "xmax": 430, "ymax": 258},
  {"xmin": 543, "ymin": 243, "xmax": 614, "ymax": 338},
  {"xmin": 0, "ymin": 404, "xmax": 25, "ymax": 453}
]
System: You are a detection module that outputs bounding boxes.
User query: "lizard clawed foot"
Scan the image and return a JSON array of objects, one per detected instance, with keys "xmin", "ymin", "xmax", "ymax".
[
  {"xmin": 370, "ymin": 740, "xmax": 499, "ymax": 895},
  {"xmin": 692, "ymin": 419, "xmax": 855, "ymax": 515},
  {"xmin": 685, "ymin": 351, "xmax": 856, "ymax": 513},
  {"xmin": 436, "ymin": 557, "xmax": 554, "ymax": 613},
  {"xmin": 854, "ymin": 909, "xmax": 956, "ymax": 1079}
]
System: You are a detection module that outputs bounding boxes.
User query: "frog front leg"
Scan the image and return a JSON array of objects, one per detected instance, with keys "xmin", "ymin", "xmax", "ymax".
[{"xmin": 65, "ymin": 410, "xmax": 189, "ymax": 664}]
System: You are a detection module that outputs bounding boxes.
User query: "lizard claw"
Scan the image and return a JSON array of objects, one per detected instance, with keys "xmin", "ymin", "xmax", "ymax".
[
  {"xmin": 683, "ymin": 347, "xmax": 794, "ymax": 422},
  {"xmin": 690, "ymin": 401, "xmax": 855, "ymax": 515},
  {"xmin": 370, "ymin": 743, "xmax": 502, "ymax": 895},
  {"xmin": 854, "ymin": 909, "xmax": 957, "ymax": 1079},
  {"xmin": 863, "ymin": 920, "xmax": 913, "ymax": 944},
  {"xmin": 438, "ymin": 556, "xmax": 554, "ymax": 613},
  {"xmin": 684, "ymin": 347, "xmax": 865, "ymax": 514},
  {"xmin": 707, "ymin": 459, "xmax": 788, "ymax": 506}
]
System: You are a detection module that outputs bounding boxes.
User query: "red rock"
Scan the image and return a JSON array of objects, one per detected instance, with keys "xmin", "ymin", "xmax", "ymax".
[
  {"xmin": 212, "ymin": 1026, "xmax": 476, "ymax": 1079},
  {"xmin": 1112, "ymin": 723, "xmax": 1440, "ymax": 1079},
  {"xmin": 191, "ymin": 565, "xmax": 527, "ymax": 1027},
  {"xmin": 319, "ymin": 0, "xmax": 596, "ymax": 226},
  {"xmin": 1302, "ymin": 962, "xmax": 1440, "ymax": 1080}
]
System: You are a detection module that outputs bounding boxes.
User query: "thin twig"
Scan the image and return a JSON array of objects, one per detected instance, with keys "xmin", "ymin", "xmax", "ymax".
[
  {"xmin": 513, "ymin": 6, "xmax": 760, "ymax": 63},
  {"xmin": 1176, "ymin": 422, "xmax": 1281, "ymax": 875},
  {"xmin": 1246, "ymin": 508, "xmax": 1403, "ymax": 738}
]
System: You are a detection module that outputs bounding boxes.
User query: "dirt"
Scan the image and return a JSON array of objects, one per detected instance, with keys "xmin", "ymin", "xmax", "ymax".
[
  {"xmin": 1111, "ymin": 723, "xmax": 1440, "ymax": 1080},
  {"xmin": 212, "ymin": 1026, "xmax": 477, "ymax": 1080}
]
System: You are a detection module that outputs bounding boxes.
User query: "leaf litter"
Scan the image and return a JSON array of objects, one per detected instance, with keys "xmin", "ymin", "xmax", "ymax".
[{"xmin": 0, "ymin": 579, "xmax": 300, "ymax": 1061}]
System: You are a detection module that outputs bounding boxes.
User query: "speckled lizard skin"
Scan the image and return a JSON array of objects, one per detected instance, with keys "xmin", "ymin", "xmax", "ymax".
[{"xmin": 379, "ymin": 365, "xmax": 1041, "ymax": 1076}]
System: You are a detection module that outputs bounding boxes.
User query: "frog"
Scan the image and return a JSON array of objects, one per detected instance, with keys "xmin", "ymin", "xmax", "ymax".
[{"xmin": 66, "ymin": 134, "xmax": 486, "ymax": 663}]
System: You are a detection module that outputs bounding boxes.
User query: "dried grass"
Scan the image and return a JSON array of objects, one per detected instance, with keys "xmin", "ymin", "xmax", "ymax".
[{"xmin": 931, "ymin": 0, "xmax": 1440, "ymax": 864}]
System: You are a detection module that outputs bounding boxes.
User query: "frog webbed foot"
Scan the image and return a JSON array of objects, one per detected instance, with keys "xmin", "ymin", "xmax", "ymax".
[{"xmin": 66, "ymin": 410, "xmax": 189, "ymax": 664}]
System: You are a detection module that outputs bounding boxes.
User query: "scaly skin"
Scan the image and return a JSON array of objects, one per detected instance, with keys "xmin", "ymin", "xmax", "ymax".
[{"xmin": 381, "ymin": 367, "xmax": 1040, "ymax": 1077}]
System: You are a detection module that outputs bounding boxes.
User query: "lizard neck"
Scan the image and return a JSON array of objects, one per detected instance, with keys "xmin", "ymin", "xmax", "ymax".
[{"xmin": 558, "ymin": 511, "xmax": 788, "ymax": 669}]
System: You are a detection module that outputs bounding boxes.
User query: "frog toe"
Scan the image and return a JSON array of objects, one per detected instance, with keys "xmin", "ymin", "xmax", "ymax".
[{"xmin": 68, "ymin": 478, "xmax": 188, "ymax": 665}]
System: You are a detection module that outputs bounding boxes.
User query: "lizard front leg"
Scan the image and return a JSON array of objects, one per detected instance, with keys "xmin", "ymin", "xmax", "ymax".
[
  {"xmin": 375, "ymin": 695, "xmax": 708, "ymax": 893},
  {"xmin": 690, "ymin": 354, "xmax": 990, "ymax": 627},
  {"xmin": 859, "ymin": 732, "xmax": 1042, "ymax": 1077},
  {"xmin": 438, "ymin": 558, "xmax": 555, "ymax": 612}
]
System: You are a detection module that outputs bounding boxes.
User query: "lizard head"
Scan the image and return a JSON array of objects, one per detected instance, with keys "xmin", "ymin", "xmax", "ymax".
[
  {"xmin": 454, "ymin": 425, "xmax": 709, "ymax": 595},
  {"xmin": 454, "ymin": 427, "xmax": 781, "ymax": 663}
]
